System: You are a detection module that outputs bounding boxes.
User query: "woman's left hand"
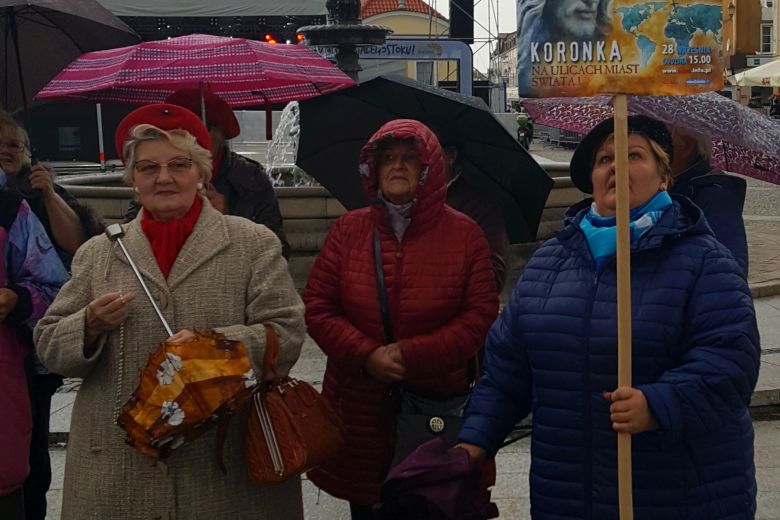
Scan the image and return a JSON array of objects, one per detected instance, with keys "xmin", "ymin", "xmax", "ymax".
[
  {"xmin": 0, "ymin": 288, "xmax": 18, "ymax": 322},
  {"xmin": 604, "ymin": 386, "xmax": 659, "ymax": 434},
  {"xmin": 28, "ymin": 163, "xmax": 56, "ymax": 199},
  {"xmin": 167, "ymin": 329, "xmax": 196, "ymax": 343}
]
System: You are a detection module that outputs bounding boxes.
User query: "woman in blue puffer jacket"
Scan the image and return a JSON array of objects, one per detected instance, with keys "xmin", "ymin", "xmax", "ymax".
[{"xmin": 457, "ymin": 115, "xmax": 760, "ymax": 519}]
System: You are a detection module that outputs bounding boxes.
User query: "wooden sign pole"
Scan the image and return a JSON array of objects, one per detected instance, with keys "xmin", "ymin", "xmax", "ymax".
[{"xmin": 613, "ymin": 94, "xmax": 633, "ymax": 520}]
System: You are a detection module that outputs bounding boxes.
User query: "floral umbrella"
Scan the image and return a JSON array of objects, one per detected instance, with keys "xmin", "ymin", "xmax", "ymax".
[{"xmin": 522, "ymin": 93, "xmax": 780, "ymax": 186}]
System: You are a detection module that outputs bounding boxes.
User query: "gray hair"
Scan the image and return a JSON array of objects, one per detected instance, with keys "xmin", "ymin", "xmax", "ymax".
[
  {"xmin": 517, "ymin": 0, "xmax": 613, "ymax": 91},
  {"xmin": 0, "ymin": 113, "xmax": 31, "ymax": 167},
  {"xmin": 122, "ymin": 124, "xmax": 212, "ymax": 186}
]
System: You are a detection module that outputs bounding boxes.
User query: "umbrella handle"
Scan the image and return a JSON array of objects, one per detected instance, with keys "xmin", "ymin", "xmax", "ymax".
[
  {"xmin": 105, "ymin": 224, "xmax": 173, "ymax": 337},
  {"xmin": 199, "ymin": 81, "xmax": 207, "ymax": 124}
]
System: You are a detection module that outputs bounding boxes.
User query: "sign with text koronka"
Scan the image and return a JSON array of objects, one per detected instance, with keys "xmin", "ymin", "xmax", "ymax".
[{"xmin": 516, "ymin": 0, "xmax": 724, "ymax": 97}]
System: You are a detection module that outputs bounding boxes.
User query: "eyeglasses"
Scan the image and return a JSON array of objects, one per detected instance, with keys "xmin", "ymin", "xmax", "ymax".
[
  {"xmin": 0, "ymin": 139, "xmax": 25, "ymax": 153},
  {"xmin": 133, "ymin": 157, "xmax": 193, "ymax": 176}
]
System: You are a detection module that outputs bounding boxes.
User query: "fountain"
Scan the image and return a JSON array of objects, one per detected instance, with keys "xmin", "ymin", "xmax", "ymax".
[
  {"xmin": 298, "ymin": 0, "xmax": 392, "ymax": 81},
  {"xmin": 266, "ymin": 101, "xmax": 317, "ymax": 187}
]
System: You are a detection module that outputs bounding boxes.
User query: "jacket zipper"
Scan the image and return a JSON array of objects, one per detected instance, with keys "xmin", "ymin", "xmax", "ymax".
[
  {"xmin": 391, "ymin": 239, "xmax": 404, "ymax": 338},
  {"xmin": 584, "ymin": 268, "xmax": 597, "ymax": 520}
]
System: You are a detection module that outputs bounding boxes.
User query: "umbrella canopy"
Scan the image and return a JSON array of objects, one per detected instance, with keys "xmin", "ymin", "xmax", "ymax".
[
  {"xmin": 117, "ymin": 330, "xmax": 256, "ymax": 460},
  {"xmin": 34, "ymin": 33, "xmax": 356, "ymax": 107},
  {"xmin": 0, "ymin": 0, "xmax": 140, "ymax": 113},
  {"xmin": 522, "ymin": 93, "xmax": 780, "ymax": 186},
  {"xmin": 730, "ymin": 58, "xmax": 780, "ymax": 87},
  {"xmin": 297, "ymin": 76, "xmax": 553, "ymax": 243}
]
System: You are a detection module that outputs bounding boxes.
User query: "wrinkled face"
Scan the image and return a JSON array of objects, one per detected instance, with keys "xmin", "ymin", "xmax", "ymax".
[
  {"xmin": 132, "ymin": 139, "xmax": 202, "ymax": 222},
  {"xmin": 377, "ymin": 140, "xmax": 422, "ymax": 204},
  {"xmin": 0, "ymin": 128, "xmax": 26, "ymax": 175},
  {"xmin": 545, "ymin": 0, "xmax": 599, "ymax": 40},
  {"xmin": 591, "ymin": 134, "xmax": 667, "ymax": 216}
]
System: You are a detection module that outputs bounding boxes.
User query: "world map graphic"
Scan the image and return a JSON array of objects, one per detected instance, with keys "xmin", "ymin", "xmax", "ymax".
[{"xmin": 616, "ymin": 3, "xmax": 722, "ymax": 67}]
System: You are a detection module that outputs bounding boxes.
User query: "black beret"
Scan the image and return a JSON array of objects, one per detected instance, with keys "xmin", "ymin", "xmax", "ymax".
[{"xmin": 569, "ymin": 115, "xmax": 674, "ymax": 194}]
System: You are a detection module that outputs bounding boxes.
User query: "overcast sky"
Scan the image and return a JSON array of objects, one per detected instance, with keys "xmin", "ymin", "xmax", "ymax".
[{"xmin": 422, "ymin": 0, "xmax": 517, "ymax": 72}]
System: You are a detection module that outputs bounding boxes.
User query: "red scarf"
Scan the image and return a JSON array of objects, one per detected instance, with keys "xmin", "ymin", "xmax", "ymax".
[{"xmin": 141, "ymin": 197, "xmax": 203, "ymax": 279}]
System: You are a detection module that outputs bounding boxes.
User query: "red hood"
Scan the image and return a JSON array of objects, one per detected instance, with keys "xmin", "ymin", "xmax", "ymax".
[{"xmin": 358, "ymin": 119, "xmax": 446, "ymax": 233}]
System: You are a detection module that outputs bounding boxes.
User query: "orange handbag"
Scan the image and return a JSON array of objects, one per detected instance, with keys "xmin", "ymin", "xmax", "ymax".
[{"xmin": 245, "ymin": 325, "xmax": 343, "ymax": 485}]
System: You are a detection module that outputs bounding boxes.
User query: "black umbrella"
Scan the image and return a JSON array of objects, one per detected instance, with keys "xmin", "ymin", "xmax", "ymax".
[
  {"xmin": 1, "ymin": 0, "xmax": 139, "ymax": 141},
  {"xmin": 297, "ymin": 75, "xmax": 553, "ymax": 243}
]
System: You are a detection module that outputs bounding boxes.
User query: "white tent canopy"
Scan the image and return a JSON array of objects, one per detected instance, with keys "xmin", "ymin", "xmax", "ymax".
[
  {"xmin": 96, "ymin": 0, "xmax": 326, "ymax": 17},
  {"xmin": 730, "ymin": 58, "xmax": 780, "ymax": 87}
]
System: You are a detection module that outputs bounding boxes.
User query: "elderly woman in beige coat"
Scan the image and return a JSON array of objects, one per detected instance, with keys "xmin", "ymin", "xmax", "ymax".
[{"xmin": 34, "ymin": 104, "xmax": 305, "ymax": 520}]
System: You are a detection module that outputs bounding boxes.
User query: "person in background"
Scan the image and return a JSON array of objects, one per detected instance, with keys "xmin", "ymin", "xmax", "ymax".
[
  {"xmin": 769, "ymin": 95, "xmax": 780, "ymax": 119},
  {"xmin": 438, "ymin": 136, "xmax": 509, "ymax": 293},
  {"xmin": 34, "ymin": 104, "xmax": 305, "ymax": 520},
  {"xmin": 0, "ymin": 112, "xmax": 102, "ymax": 520},
  {"xmin": 457, "ymin": 115, "xmax": 759, "ymax": 519},
  {"xmin": 304, "ymin": 119, "xmax": 498, "ymax": 519},
  {"xmin": 0, "ymin": 168, "xmax": 68, "ymax": 520},
  {"xmin": 669, "ymin": 125, "xmax": 749, "ymax": 276},
  {"xmin": 516, "ymin": 108, "xmax": 534, "ymax": 149},
  {"xmin": 123, "ymin": 90, "xmax": 290, "ymax": 258}
]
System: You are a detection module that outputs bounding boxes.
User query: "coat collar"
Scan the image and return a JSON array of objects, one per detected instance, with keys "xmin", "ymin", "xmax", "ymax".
[{"xmin": 114, "ymin": 198, "xmax": 231, "ymax": 292}]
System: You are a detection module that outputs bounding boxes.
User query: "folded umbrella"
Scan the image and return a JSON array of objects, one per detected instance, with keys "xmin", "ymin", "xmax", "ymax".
[
  {"xmin": 117, "ymin": 330, "xmax": 257, "ymax": 459},
  {"xmin": 297, "ymin": 76, "xmax": 553, "ymax": 243}
]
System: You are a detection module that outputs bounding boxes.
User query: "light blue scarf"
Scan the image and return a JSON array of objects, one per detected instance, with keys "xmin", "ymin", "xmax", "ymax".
[{"xmin": 579, "ymin": 191, "xmax": 673, "ymax": 270}]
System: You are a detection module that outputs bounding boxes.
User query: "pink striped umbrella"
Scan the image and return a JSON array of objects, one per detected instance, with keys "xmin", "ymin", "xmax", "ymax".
[{"xmin": 34, "ymin": 33, "xmax": 355, "ymax": 107}]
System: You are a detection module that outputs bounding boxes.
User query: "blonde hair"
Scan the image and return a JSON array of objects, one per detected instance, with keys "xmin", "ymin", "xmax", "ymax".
[{"xmin": 122, "ymin": 124, "xmax": 212, "ymax": 186}]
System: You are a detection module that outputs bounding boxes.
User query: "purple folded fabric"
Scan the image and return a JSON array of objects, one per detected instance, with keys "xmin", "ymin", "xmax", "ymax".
[{"xmin": 375, "ymin": 438, "xmax": 499, "ymax": 520}]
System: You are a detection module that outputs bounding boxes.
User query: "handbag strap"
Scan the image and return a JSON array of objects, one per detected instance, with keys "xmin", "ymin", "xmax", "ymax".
[
  {"xmin": 373, "ymin": 229, "xmax": 479, "ymax": 385},
  {"xmin": 261, "ymin": 324, "xmax": 279, "ymax": 382},
  {"xmin": 373, "ymin": 229, "xmax": 395, "ymax": 344}
]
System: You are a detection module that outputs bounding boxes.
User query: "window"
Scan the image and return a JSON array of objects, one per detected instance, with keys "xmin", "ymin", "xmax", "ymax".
[
  {"xmin": 761, "ymin": 24, "xmax": 773, "ymax": 54},
  {"xmin": 415, "ymin": 61, "xmax": 435, "ymax": 86}
]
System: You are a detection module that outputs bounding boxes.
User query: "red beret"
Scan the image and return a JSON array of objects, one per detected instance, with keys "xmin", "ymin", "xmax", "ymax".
[
  {"xmin": 165, "ymin": 89, "xmax": 240, "ymax": 140},
  {"xmin": 115, "ymin": 103, "xmax": 212, "ymax": 162}
]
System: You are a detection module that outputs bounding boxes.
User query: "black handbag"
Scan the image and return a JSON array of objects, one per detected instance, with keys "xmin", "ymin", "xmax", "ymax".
[{"xmin": 373, "ymin": 230, "xmax": 473, "ymax": 468}]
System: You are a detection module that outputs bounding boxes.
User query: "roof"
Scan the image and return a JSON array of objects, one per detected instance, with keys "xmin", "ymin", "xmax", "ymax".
[{"xmin": 361, "ymin": 0, "xmax": 446, "ymax": 20}]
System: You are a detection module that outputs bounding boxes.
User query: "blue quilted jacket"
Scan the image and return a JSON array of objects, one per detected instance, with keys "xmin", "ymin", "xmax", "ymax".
[{"xmin": 459, "ymin": 196, "xmax": 760, "ymax": 520}]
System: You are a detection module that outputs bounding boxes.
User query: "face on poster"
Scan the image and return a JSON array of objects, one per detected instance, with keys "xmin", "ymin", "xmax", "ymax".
[{"xmin": 516, "ymin": 0, "xmax": 725, "ymax": 97}]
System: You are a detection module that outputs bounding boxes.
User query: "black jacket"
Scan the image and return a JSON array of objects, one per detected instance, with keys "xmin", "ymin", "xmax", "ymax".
[{"xmin": 670, "ymin": 158, "xmax": 748, "ymax": 276}]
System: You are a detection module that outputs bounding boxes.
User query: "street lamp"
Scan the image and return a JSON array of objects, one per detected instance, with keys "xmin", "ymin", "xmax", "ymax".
[{"xmin": 728, "ymin": 1, "xmax": 736, "ymax": 19}]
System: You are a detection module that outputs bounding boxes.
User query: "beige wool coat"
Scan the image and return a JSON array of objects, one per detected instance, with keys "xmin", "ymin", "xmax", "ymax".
[{"xmin": 34, "ymin": 200, "xmax": 306, "ymax": 520}]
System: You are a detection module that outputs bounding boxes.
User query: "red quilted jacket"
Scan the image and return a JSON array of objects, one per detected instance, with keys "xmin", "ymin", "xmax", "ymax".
[{"xmin": 304, "ymin": 119, "xmax": 499, "ymax": 505}]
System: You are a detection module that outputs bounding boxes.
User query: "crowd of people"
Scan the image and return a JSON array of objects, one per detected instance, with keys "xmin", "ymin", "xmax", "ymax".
[{"xmin": 0, "ymin": 92, "xmax": 760, "ymax": 520}]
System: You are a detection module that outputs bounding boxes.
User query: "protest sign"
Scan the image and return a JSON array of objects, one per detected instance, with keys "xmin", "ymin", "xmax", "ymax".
[{"xmin": 517, "ymin": 0, "xmax": 725, "ymax": 97}]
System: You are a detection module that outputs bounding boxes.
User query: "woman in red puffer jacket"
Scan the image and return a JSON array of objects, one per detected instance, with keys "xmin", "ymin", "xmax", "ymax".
[{"xmin": 304, "ymin": 119, "xmax": 499, "ymax": 518}]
